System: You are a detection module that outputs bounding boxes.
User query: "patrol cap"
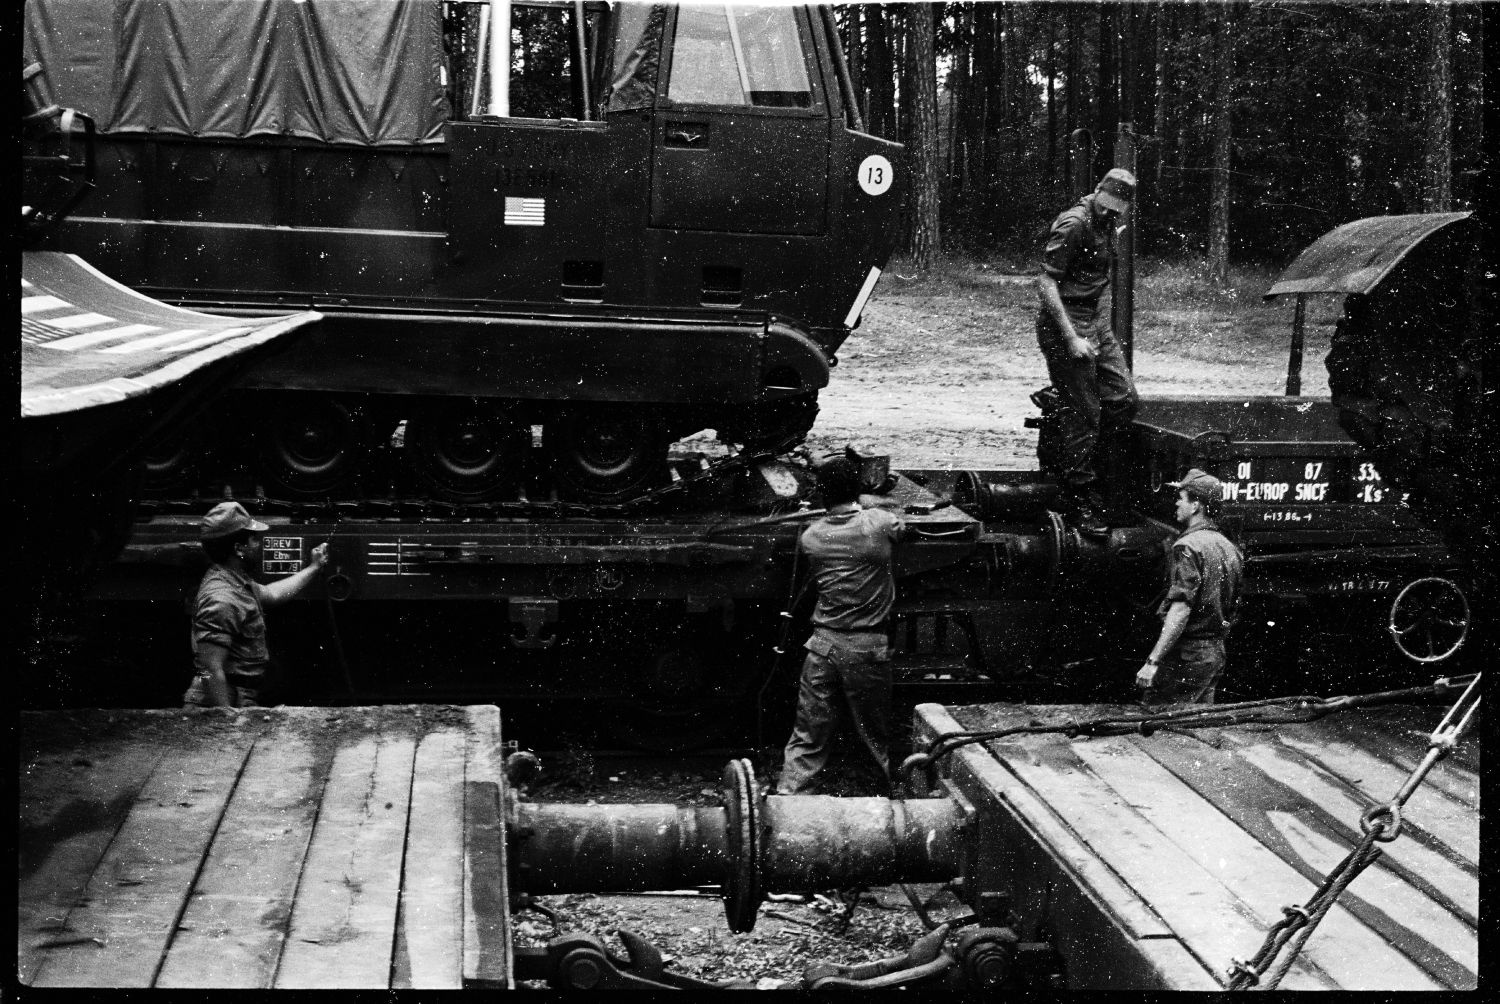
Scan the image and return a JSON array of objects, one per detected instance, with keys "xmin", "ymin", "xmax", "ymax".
[
  {"xmin": 1094, "ymin": 168, "xmax": 1137, "ymax": 214},
  {"xmin": 200, "ymin": 501, "xmax": 269, "ymax": 539},
  {"xmin": 815, "ymin": 455, "xmax": 864, "ymax": 504},
  {"xmin": 1167, "ymin": 468, "xmax": 1224, "ymax": 505}
]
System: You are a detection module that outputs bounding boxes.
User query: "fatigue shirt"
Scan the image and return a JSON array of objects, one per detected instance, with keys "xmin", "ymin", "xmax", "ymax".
[
  {"xmin": 1157, "ymin": 522, "xmax": 1243, "ymax": 641},
  {"xmin": 1041, "ymin": 193, "xmax": 1115, "ymax": 304},
  {"xmin": 191, "ymin": 564, "xmax": 272, "ymax": 683},
  {"xmin": 800, "ymin": 505, "xmax": 905, "ymax": 638}
]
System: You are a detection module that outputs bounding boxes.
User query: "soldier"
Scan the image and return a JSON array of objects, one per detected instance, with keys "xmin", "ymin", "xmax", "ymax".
[
  {"xmin": 1035, "ymin": 167, "xmax": 1140, "ymax": 536},
  {"xmin": 1136, "ymin": 469, "xmax": 1243, "ymax": 705},
  {"xmin": 184, "ymin": 501, "xmax": 330, "ymax": 708},
  {"xmin": 777, "ymin": 457, "xmax": 907, "ymax": 796}
]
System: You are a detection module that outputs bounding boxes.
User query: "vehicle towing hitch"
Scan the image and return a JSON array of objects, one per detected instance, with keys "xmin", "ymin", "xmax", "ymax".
[{"xmin": 514, "ymin": 929, "xmax": 750, "ymax": 990}]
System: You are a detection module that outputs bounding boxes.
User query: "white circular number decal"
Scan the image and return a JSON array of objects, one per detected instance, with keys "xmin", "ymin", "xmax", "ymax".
[{"xmin": 858, "ymin": 155, "xmax": 893, "ymax": 197}]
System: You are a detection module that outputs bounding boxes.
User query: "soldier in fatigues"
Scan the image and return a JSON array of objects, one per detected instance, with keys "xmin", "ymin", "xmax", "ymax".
[
  {"xmin": 777, "ymin": 458, "xmax": 907, "ymax": 796},
  {"xmin": 1035, "ymin": 168, "xmax": 1140, "ymax": 536},
  {"xmin": 1136, "ymin": 469, "xmax": 1244, "ymax": 704},
  {"xmin": 185, "ymin": 501, "xmax": 330, "ymax": 708}
]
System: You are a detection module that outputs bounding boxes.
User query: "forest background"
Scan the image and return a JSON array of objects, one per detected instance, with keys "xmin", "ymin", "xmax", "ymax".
[{"xmin": 836, "ymin": 0, "xmax": 1485, "ymax": 275}]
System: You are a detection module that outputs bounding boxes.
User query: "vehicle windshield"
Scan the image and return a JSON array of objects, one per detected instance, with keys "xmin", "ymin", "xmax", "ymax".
[{"xmin": 668, "ymin": 4, "xmax": 812, "ymax": 108}]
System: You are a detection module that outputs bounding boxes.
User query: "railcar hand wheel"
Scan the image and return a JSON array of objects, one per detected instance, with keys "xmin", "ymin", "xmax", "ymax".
[
  {"xmin": 405, "ymin": 401, "xmax": 527, "ymax": 501},
  {"xmin": 548, "ymin": 405, "xmax": 667, "ymax": 501},
  {"xmin": 255, "ymin": 394, "xmax": 371, "ymax": 498},
  {"xmin": 1387, "ymin": 576, "xmax": 1469, "ymax": 664}
]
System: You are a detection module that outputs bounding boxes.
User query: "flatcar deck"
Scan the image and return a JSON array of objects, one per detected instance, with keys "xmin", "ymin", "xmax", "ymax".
[
  {"xmin": 17, "ymin": 705, "xmax": 512, "ymax": 989},
  {"xmin": 915, "ymin": 701, "xmax": 1479, "ymax": 990}
]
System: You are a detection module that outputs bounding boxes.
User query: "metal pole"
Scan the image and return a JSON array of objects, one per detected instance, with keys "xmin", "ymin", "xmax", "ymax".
[
  {"xmin": 1069, "ymin": 128, "xmax": 1093, "ymax": 200},
  {"xmin": 1114, "ymin": 122, "xmax": 1138, "ymax": 371},
  {"xmin": 572, "ymin": 1, "xmax": 592, "ymax": 120},
  {"xmin": 469, "ymin": 4, "xmax": 490, "ymax": 119},
  {"xmin": 488, "ymin": 0, "xmax": 511, "ymax": 117},
  {"xmin": 822, "ymin": 4, "xmax": 864, "ymax": 133},
  {"xmin": 1286, "ymin": 294, "xmax": 1307, "ymax": 396}
]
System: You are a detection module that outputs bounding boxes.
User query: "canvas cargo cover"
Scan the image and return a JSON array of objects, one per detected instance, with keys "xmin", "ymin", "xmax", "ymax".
[
  {"xmin": 22, "ymin": 252, "xmax": 320, "ymax": 417},
  {"xmin": 1263, "ymin": 212, "xmax": 1474, "ymax": 300},
  {"xmin": 23, "ymin": 0, "xmax": 446, "ymax": 146}
]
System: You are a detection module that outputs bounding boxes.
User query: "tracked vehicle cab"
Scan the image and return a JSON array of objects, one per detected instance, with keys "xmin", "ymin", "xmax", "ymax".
[{"xmin": 28, "ymin": 1, "xmax": 904, "ymax": 501}]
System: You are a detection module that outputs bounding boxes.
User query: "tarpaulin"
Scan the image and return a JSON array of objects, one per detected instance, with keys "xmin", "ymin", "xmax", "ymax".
[
  {"xmin": 1263, "ymin": 212, "xmax": 1475, "ymax": 300},
  {"xmin": 604, "ymin": 2, "xmax": 667, "ymax": 113},
  {"xmin": 21, "ymin": 252, "xmax": 321, "ymax": 418},
  {"xmin": 23, "ymin": 0, "xmax": 446, "ymax": 146}
]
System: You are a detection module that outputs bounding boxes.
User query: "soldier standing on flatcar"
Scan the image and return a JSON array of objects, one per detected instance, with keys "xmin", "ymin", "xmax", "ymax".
[
  {"xmin": 184, "ymin": 501, "xmax": 330, "ymax": 708},
  {"xmin": 1035, "ymin": 168, "xmax": 1140, "ymax": 537},
  {"xmin": 777, "ymin": 457, "xmax": 908, "ymax": 797},
  {"xmin": 1136, "ymin": 470, "xmax": 1244, "ymax": 705}
]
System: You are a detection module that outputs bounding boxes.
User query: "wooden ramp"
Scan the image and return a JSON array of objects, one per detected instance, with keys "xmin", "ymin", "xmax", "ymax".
[
  {"xmin": 17, "ymin": 705, "xmax": 512, "ymax": 989},
  {"xmin": 915, "ymin": 702, "xmax": 1479, "ymax": 991}
]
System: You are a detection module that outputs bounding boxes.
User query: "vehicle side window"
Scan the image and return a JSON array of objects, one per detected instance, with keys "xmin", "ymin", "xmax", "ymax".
[{"xmin": 668, "ymin": 4, "xmax": 812, "ymax": 108}]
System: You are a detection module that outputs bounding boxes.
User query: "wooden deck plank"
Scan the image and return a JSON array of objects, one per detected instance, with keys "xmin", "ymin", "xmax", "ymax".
[
  {"xmin": 1136, "ymin": 729, "xmax": 1476, "ymax": 988},
  {"xmin": 28, "ymin": 722, "xmax": 262, "ymax": 988},
  {"xmin": 1073, "ymin": 736, "xmax": 1443, "ymax": 990},
  {"xmin": 954, "ymin": 705, "xmax": 1334, "ymax": 990},
  {"xmin": 463, "ymin": 705, "xmax": 513, "ymax": 988},
  {"xmin": 392, "ymin": 729, "xmax": 467, "ymax": 990},
  {"xmin": 154, "ymin": 713, "xmax": 338, "ymax": 988},
  {"xmin": 1273, "ymin": 727, "xmax": 1477, "ymax": 866},
  {"xmin": 916, "ymin": 706, "xmax": 1215, "ymax": 991},
  {"xmin": 275, "ymin": 713, "xmax": 417, "ymax": 989},
  {"xmin": 1222, "ymin": 735, "xmax": 1477, "ymax": 922},
  {"xmin": 1321, "ymin": 708, "xmax": 1479, "ymax": 804},
  {"xmin": 18, "ymin": 716, "xmax": 168, "ymax": 986}
]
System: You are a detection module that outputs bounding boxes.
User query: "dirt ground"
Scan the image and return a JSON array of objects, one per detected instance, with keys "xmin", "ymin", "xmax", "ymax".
[{"xmin": 802, "ymin": 258, "xmax": 1338, "ymax": 470}]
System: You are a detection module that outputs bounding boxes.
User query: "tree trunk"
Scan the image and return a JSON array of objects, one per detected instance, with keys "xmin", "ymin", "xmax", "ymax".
[
  {"xmin": 1095, "ymin": 3, "xmax": 1118, "ymax": 181},
  {"xmin": 909, "ymin": 1, "xmax": 940, "ymax": 269},
  {"xmin": 1343, "ymin": 78, "xmax": 1369, "ymax": 217},
  {"xmin": 1207, "ymin": 1, "xmax": 1234, "ymax": 285},
  {"xmin": 1046, "ymin": 7, "xmax": 1057, "ymax": 186},
  {"xmin": 843, "ymin": 5, "xmax": 865, "ymax": 127},
  {"xmin": 1422, "ymin": 0, "xmax": 1453, "ymax": 211},
  {"xmin": 1152, "ymin": 1, "xmax": 1168, "ymax": 189},
  {"xmin": 867, "ymin": 5, "xmax": 894, "ymax": 139},
  {"xmin": 954, "ymin": 5, "xmax": 974, "ymax": 200},
  {"xmin": 1064, "ymin": 3, "xmax": 1082, "ymax": 187}
]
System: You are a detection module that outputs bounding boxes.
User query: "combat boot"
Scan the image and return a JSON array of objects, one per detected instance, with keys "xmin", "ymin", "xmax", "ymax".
[
  {"xmin": 1062, "ymin": 488, "xmax": 1110, "ymax": 538},
  {"xmin": 1072, "ymin": 500, "xmax": 1110, "ymax": 538}
]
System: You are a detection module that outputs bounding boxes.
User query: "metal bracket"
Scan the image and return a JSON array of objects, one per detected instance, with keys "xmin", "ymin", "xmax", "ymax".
[
  {"xmin": 508, "ymin": 596, "xmax": 559, "ymax": 650},
  {"xmin": 514, "ymin": 930, "xmax": 742, "ymax": 990}
]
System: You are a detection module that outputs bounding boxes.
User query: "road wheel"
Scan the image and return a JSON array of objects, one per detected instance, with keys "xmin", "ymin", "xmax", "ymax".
[
  {"xmin": 548, "ymin": 405, "xmax": 667, "ymax": 501},
  {"xmin": 406, "ymin": 400, "xmax": 528, "ymax": 501},
  {"xmin": 254, "ymin": 394, "xmax": 372, "ymax": 499},
  {"xmin": 139, "ymin": 422, "xmax": 213, "ymax": 495}
]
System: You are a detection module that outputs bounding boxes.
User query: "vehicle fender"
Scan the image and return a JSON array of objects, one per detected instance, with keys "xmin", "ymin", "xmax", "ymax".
[{"xmin": 761, "ymin": 321, "xmax": 830, "ymax": 399}]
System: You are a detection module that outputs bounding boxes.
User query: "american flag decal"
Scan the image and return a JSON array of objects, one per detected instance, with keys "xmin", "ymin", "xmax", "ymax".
[{"xmin": 504, "ymin": 196, "xmax": 546, "ymax": 227}]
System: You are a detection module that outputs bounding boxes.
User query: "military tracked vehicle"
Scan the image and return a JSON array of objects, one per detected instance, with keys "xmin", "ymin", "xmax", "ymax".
[{"xmin": 27, "ymin": 0, "xmax": 904, "ymax": 501}]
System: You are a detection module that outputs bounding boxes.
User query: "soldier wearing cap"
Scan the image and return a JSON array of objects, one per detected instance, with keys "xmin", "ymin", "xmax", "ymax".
[
  {"xmin": 1136, "ymin": 469, "xmax": 1243, "ymax": 704},
  {"xmin": 1035, "ymin": 167, "xmax": 1141, "ymax": 537},
  {"xmin": 777, "ymin": 456, "xmax": 908, "ymax": 797},
  {"xmin": 184, "ymin": 501, "xmax": 330, "ymax": 708}
]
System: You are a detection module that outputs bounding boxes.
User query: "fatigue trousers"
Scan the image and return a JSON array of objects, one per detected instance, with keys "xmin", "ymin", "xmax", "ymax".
[
  {"xmin": 1142, "ymin": 637, "xmax": 1226, "ymax": 706},
  {"xmin": 1037, "ymin": 301, "xmax": 1139, "ymax": 498},
  {"xmin": 777, "ymin": 633, "xmax": 893, "ymax": 796}
]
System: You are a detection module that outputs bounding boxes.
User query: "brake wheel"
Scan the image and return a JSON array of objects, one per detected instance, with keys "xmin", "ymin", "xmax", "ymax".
[{"xmin": 1387, "ymin": 576, "xmax": 1470, "ymax": 663}]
